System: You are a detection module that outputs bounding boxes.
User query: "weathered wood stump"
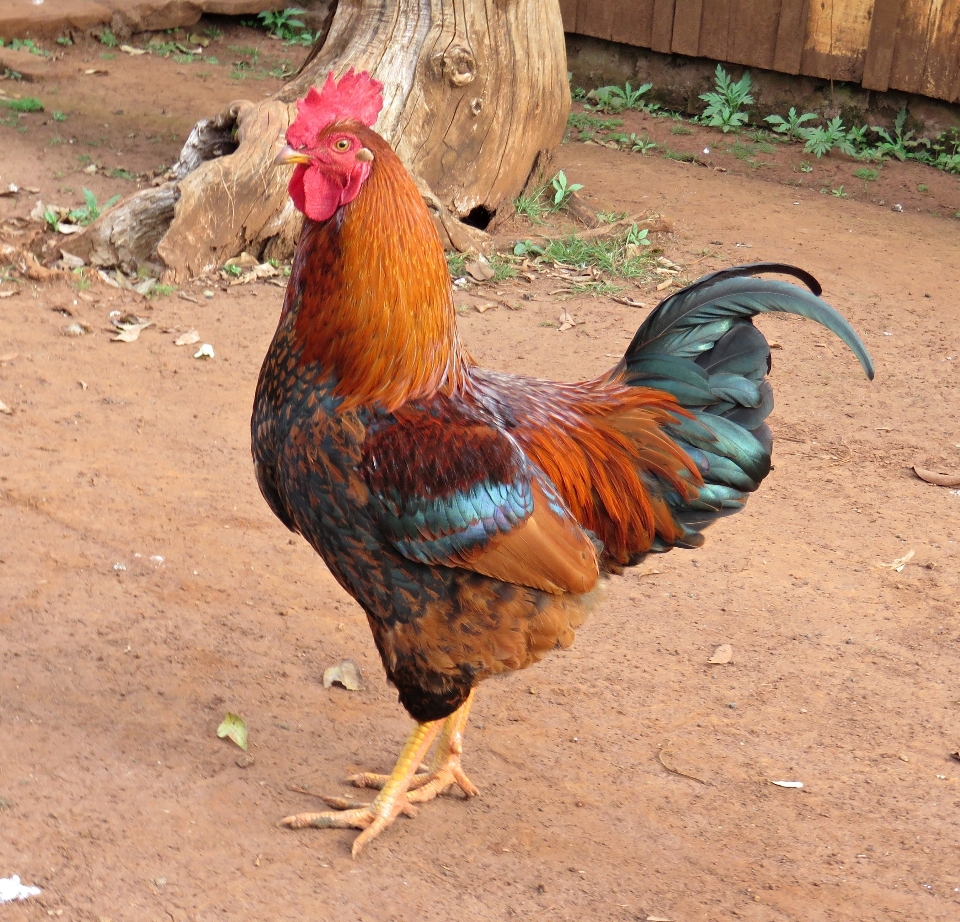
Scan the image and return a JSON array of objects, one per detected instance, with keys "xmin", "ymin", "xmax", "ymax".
[{"xmin": 72, "ymin": 0, "xmax": 571, "ymax": 281}]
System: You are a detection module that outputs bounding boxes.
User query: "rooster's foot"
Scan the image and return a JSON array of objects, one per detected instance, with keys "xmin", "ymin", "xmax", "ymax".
[
  {"xmin": 279, "ymin": 718, "xmax": 442, "ymax": 856},
  {"xmin": 349, "ymin": 689, "xmax": 478, "ymax": 802}
]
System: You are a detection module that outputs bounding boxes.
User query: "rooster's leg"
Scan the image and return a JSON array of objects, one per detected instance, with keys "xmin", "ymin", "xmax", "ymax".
[
  {"xmin": 280, "ymin": 719, "xmax": 442, "ymax": 856},
  {"xmin": 349, "ymin": 690, "xmax": 478, "ymax": 802}
]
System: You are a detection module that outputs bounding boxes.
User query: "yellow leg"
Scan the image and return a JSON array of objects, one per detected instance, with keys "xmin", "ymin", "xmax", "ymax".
[
  {"xmin": 349, "ymin": 690, "xmax": 478, "ymax": 803},
  {"xmin": 280, "ymin": 719, "xmax": 442, "ymax": 857}
]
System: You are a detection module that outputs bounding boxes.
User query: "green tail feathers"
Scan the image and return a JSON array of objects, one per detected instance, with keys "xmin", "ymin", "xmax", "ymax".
[{"xmin": 621, "ymin": 263, "xmax": 874, "ymax": 550}]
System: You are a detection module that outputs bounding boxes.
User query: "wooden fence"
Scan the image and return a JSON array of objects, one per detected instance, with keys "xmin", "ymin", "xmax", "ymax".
[{"xmin": 558, "ymin": 0, "xmax": 960, "ymax": 103}]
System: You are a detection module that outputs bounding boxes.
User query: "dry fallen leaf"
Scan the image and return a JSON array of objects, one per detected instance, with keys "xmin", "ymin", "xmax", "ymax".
[
  {"xmin": 84, "ymin": 68, "xmax": 109, "ymax": 76},
  {"xmin": 120, "ymin": 45, "xmax": 147, "ymax": 56},
  {"xmin": 878, "ymin": 550, "xmax": 914, "ymax": 572},
  {"xmin": 111, "ymin": 315, "xmax": 152, "ymax": 343},
  {"xmin": 770, "ymin": 780, "xmax": 804, "ymax": 789},
  {"xmin": 708, "ymin": 643, "xmax": 733, "ymax": 665},
  {"xmin": 323, "ymin": 658, "xmax": 362, "ymax": 691},
  {"xmin": 913, "ymin": 465, "xmax": 960, "ymax": 487},
  {"xmin": 655, "ymin": 278, "xmax": 674, "ymax": 292},
  {"xmin": 224, "ymin": 252, "xmax": 259, "ymax": 270},
  {"xmin": 0, "ymin": 399, "xmax": 12, "ymax": 415},
  {"xmin": 0, "ymin": 290, "xmax": 15, "ymax": 299},
  {"xmin": 62, "ymin": 321, "xmax": 91, "ymax": 337},
  {"xmin": 465, "ymin": 259, "xmax": 495, "ymax": 282},
  {"xmin": 174, "ymin": 330, "xmax": 201, "ymax": 347},
  {"xmin": 611, "ymin": 295, "xmax": 645, "ymax": 308},
  {"xmin": 474, "ymin": 303, "xmax": 496, "ymax": 314},
  {"xmin": 558, "ymin": 309, "xmax": 583, "ymax": 333},
  {"xmin": 216, "ymin": 712, "xmax": 248, "ymax": 751}
]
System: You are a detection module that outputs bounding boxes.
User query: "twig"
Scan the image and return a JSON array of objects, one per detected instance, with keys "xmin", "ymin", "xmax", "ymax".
[{"xmin": 658, "ymin": 747, "xmax": 707, "ymax": 784}]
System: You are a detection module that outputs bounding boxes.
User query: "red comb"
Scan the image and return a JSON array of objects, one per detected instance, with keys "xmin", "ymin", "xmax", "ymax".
[{"xmin": 286, "ymin": 69, "xmax": 384, "ymax": 149}]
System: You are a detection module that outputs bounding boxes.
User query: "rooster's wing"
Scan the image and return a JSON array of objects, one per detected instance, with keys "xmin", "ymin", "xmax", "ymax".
[{"xmin": 360, "ymin": 398, "xmax": 599, "ymax": 596}]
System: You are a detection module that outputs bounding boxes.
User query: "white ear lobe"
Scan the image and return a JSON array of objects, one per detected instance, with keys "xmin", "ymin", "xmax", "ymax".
[{"xmin": 356, "ymin": 147, "xmax": 374, "ymax": 162}]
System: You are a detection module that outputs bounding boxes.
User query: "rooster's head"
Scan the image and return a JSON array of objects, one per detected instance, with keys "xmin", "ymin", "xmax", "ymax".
[{"xmin": 276, "ymin": 69, "xmax": 385, "ymax": 222}]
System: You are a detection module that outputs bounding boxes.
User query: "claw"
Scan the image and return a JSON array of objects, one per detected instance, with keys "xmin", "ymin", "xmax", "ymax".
[{"xmin": 279, "ymin": 691, "xmax": 478, "ymax": 854}]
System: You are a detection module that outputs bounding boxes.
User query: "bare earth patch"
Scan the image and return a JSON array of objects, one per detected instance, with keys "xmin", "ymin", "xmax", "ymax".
[{"xmin": 1, "ymin": 28, "xmax": 959, "ymax": 922}]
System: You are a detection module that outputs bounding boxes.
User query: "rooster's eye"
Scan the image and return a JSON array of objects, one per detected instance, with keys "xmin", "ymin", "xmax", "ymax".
[{"xmin": 334, "ymin": 138, "xmax": 351, "ymax": 152}]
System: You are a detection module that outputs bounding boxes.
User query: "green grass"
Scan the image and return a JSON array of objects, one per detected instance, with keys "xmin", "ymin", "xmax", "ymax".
[
  {"xmin": 1, "ymin": 97, "xmax": 43, "ymax": 112},
  {"xmin": 567, "ymin": 112, "xmax": 625, "ymax": 132},
  {"xmin": 662, "ymin": 147, "xmax": 697, "ymax": 162},
  {"xmin": 515, "ymin": 228, "xmax": 656, "ymax": 288},
  {"xmin": 515, "ymin": 185, "xmax": 548, "ymax": 223}
]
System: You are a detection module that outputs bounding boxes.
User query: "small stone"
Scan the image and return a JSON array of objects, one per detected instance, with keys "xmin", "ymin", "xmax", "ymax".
[
  {"xmin": 236, "ymin": 753, "xmax": 255, "ymax": 769},
  {"xmin": 728, "ymin": 702, "xmax": 737, "ymax": 709}
]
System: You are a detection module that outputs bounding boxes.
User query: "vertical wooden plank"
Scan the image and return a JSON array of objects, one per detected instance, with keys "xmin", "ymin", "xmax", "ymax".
[
  {"xmin": 608, "ymin": 0, "xmax": 657, "ymax": 48},
  {"xmin": 887, "ymin": 0, "xmax": 960, "ymax": 96},
  {"xmin": 861, "ymin": 0, "xmax": 904, "ymax": 90},
  {"xmin": 557, "ymin": 0, "xmax": 579, "ymax": 35},
  {"xmin": 575, "ymin": 0, "xmax": 617, "ymax": 43},
  {"xmin": 650, "ymin": 0, "xmax": 677, "ymax": 52},
  {"xmin": 671, "ymin": 0, "xmax": 704, "ymax": 57},
  {"xmin": 914, "ymin": 0, "xmax": 960, "ymax": 100},
  {"xmin": 774, "ymin": 0, "xmax": 810, "ymax": 73},
  {"xmin": 728, "ymin": 0, "xmax": 781, "ymax": 69},
  {"xmin": 773, "ymin": 0, "xmax": 809, "ymax": 74},
  {"xmin": 699, "ymin": 0, "xmax": 733, "ymax": 61},
  {"xmin": 887, "ymin": 0, "xmax": 934, "ymax": 93},
  {"xmin": 801, "ymin": 0, "xmax": 874, "ymax": 82}
]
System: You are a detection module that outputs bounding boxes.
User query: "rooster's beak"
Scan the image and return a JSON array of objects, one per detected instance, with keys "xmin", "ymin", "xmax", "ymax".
[{"xmin": 274, "ymin": 145, "xmax": 310, "ymax": 166}]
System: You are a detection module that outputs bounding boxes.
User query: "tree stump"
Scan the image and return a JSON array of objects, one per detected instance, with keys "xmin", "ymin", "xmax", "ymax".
[{"xmin": 71, "ymin": 0, "xmax": 571, "ymax": 281}]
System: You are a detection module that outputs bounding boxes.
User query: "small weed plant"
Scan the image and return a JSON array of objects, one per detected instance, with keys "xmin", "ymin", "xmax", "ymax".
[
  {"xmin": 764, "ymin": 107, "xmax": 817, "ymax": 140},
  {"xmin": 549, "ymin": 171, "xmax": 583, "ymax": 210},
  {"xmin": 803, "ymin": 117, "xmax": 854, "ymax": 158},
  {"xmin": 586, "ymin": 81, "xmax": 653, "ymax": 114},
  {"xmin": 871, "ymin": 108, "xmax": 929, "ymax": 162},
  {"xmin": 700, "ymin": 65, "xmax": 753, "ymax": 132},
  {"xmin": 258, "ymin": 8, "xmax": 315, "ymax": 45},
  {"xmin": 69, "ymin": 189, "xmax": 121, "ymax": 226},
  {"xmin": 0, "ymin": 38, "xmax": 48, "ymax": 56}
]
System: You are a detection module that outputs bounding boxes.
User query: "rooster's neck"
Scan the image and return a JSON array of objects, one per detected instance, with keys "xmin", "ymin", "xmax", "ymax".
[{"xmin": 286, "ymin": 131, "xmax": 466, "ymax": 412}]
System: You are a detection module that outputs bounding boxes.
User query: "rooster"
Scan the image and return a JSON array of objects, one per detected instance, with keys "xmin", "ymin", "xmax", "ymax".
[{"xmin": 253, "ymin": 70, "xmax": 874, "ymax": 855}]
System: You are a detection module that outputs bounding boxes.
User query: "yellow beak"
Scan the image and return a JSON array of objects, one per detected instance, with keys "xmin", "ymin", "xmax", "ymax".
[{"xmin": 274, "ymin": 144, "xmax": 310, "ymax": 166}]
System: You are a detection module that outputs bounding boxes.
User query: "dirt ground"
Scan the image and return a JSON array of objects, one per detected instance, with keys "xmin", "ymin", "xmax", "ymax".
[{"xmin": 2, "ymin": 23, "xmax": 959, "ymax": 922}]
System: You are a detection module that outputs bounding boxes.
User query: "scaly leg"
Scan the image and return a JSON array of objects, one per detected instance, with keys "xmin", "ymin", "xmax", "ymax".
[
  {"xmin": 280, "ymin": 719, "xmax": 442, "ymax": 857},
  {"xmin": 349, "ymin": 690, "xmax": 478, "ymax": 803}
]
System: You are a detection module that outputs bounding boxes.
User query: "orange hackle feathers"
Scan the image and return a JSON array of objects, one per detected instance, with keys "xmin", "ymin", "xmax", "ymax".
[{"xmin": 287, "ymin": 124, "xmax": 464, "ymax": 412}]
